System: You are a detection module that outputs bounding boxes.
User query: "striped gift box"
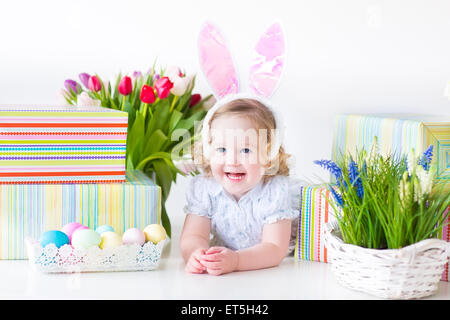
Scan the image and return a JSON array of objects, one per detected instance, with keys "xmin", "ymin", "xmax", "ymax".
[
  {"xmin": 331, "ymin": 114, "xmax": 450, "ymax": 182},
  {"xmin": 295, "ymin": 186, "xmax": 337, "ymax": 262},
  {"xmin": 0, "ymin": 170, "xmax": 160, "ymax": 259},
  {"xmin": 0, "ymin": 105, "xmax": 128, "ymax": 184}
]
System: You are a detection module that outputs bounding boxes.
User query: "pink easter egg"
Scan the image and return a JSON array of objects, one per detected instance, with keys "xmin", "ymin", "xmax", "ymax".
[
  {"xmin": 122, "ymin": 228, "xmax": 146, "ymax": 246},
  {"xmin": 61, "ymin": 222, "xmax": 88, "ymax": 242}
]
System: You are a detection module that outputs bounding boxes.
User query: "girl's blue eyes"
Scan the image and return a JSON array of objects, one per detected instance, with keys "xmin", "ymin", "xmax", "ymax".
[{"xmin": 216, "ymin": 147, "xmax": 251, "ymax": 154}]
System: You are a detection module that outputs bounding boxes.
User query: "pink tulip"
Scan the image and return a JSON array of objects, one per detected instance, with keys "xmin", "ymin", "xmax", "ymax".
[
  {"xmin": 154, "ymin": 76, "xmax": 173, "ymax": 99},
  {"xmin": 88, "ymin": 76, "xmax": 102, "ymax": 92},
  {"xmin": 118, "ymin": 76, "xmax": 133, "ymax": 96},
  {"xmin": 140, "ymin": 85, "xmax": 156, "ymax": 104}
]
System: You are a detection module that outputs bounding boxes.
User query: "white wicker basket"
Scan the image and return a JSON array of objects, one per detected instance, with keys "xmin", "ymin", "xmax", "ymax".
[
  {"xmin": 25, "ymin": 237, "xmax": 165, "ymax": 273},
  {"xmin": 324, "ymin": 221, "xmax": 450, "ymax": 299}
]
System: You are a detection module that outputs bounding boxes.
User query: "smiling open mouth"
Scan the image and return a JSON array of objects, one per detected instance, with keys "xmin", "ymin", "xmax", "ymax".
[{"xmin": 225, "ymin": 172, "xmax": 246, "ymax": 181}]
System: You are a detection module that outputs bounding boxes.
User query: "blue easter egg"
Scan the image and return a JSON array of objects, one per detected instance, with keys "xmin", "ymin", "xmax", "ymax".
[
  {"xmin": 39, "ymin": 230, "xmax": 70, "ymax": 248},
  {"xmin": 95, "ymin": 225, "xmax": 114, "ymax": 235}
]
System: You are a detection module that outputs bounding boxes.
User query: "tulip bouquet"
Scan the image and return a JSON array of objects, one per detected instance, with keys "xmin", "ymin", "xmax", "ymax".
[
  {"xmin": 315, "ymin": 138, "xmax": 449, "ymax": 249},
  {"xmin": 62, "ymin": 66, "xmax": 215, "ymax": 236}
]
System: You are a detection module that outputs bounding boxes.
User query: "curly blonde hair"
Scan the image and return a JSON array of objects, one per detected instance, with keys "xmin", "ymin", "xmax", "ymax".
[{"xmin": 193, "ymin": 98, "xmax": 290, "ymax": 183}]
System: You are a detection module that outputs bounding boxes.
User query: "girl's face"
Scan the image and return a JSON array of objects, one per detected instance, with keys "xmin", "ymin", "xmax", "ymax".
[{"xmin": 209, "ymin": 114, "xmax": 266, "ymax": 200}]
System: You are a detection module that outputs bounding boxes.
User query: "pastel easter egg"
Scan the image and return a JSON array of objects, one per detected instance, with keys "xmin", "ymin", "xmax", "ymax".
[
  {"xmin": 39, "ymin": 230, "xmax": 70, "ymax": 248},
  {"xmin": 71, "ymin": 229, "xmax": 101, "ymax": 249},
  {"xmin": 99, "ymin": 231, "xmax": 122, "ymax": 249},
  {"xmin": 143, "ymin": 224, "xmax": 167, "ymax": 244},
  {"xmin": 95, "ymin": 225, "xmax": 114, "ymax": 235},
  {"xmin": 61, "ymin": 222, "xmax": 88, "ymax": 242},
  {"xmin": 122, "ymin": 228, "xmax": 146, "ymax": 246}
]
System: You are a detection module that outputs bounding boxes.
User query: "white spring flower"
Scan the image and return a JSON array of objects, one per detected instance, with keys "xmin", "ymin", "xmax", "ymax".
[
  {"xmin": 366, "ymin": 136, "xmax": 379, "ymax": 166},
  {"xmin": 406, "ymin": 148, "xmax": 417, "ymax": 176},
  {"xmin": 415, "ymin": 165, "xmax": 433, "ymax": 201},
  {"xmin": 399, "ymin": 171, "xmax": 411, "ymax": 206}
]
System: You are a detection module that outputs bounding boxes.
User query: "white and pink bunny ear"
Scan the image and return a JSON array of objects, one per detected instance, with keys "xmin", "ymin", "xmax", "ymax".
[
  {"xmin": 249, "ymin": 22, "xmax": 286, "ymax": 98},
  {"xmin": 198, "ymin": 21, "xmax": 239, "ymax": 98}
]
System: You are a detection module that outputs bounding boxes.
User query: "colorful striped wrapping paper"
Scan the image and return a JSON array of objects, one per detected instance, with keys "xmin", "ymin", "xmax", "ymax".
[
  {"xmin": 0, "ymin": 170, "xmax": 161, "ymax": 259},
  {"xmin": 295, "ymin": 185, "xmax": 337, "ymax": 263},
  {"xmin": 0, "ymin": 105, "xmax": 128, "ymax": 184},
  {"xmin": 331, "ymin": 114, "xmax": 449, "ymax": 182}
]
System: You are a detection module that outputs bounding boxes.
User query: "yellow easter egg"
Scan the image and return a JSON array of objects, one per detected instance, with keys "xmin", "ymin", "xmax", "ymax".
[
  {"xmin": 99, "ymin": 231, "xmax": 122, "ymax": 249},
  {"xmin": 143, "ymin": 224, "xmax": 167, "ymax": 244}
]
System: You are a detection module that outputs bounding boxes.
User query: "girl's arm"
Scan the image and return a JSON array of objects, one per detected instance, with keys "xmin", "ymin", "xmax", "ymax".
[
  {"xmin": 236, "ymin": 219, "xmax": 292, "ymax": 271},
  {"xmin": 179, "ymin": 213, "xmax": 211, "ymax": 263},
  {"xmin": 201, "ymin": 219, "xmax": 292, "ymax": 275}
]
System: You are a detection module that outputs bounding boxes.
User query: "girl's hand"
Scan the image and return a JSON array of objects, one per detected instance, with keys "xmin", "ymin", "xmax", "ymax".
[
  {"xmin": 185, "ymin": 248, "xmax": 207, "ymax": 274},
  {"xmin": 200, "ymin": 246, "xmax": 239, "ymax": 276}
]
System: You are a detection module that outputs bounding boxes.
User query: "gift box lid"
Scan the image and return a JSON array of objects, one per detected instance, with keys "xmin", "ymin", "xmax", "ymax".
[
  {"xmin": 0, "ymin": 104, "xmax": 127, "ymax": 115},
  {"xmin": 336, "ymin": 113, "xmax": 450, "ymax": 124}
]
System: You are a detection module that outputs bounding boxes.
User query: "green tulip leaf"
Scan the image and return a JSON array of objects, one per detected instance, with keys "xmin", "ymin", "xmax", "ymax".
[
  {"xmin": 169, "ymin": 110, "xmax": 183, "ymax": 133},
  {"xmin": 136, "ymin": 151, "xmax": 173, "ymax": 171},
  {"xmin": 153, "ymin": 159, "xmax": 173, "ymax": 200},
  {"xmin": 126, "ymin": 156, "xmax": 135, "ymax": 170},
  {"xmin": 143, "ymin": 129, "xmax": 168, "ymax": 156},
  {"xmin": 153, "ymin": 99, "xmax": 171, "ymax": 133},
  {"xmin": 126, "ymin": 111, "xmax": 145, "ymax": 165},
  {"xmin": 175, "ymin": 109, "xmax": 206, "ymax": 131}
]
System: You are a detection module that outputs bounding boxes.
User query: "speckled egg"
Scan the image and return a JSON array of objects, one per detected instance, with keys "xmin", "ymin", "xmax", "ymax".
[
  {"xmin": 71, "ymin": 229, "xmax": 101, "ymax": 249},
  {"xmin": 39, "ymin": 230, "xmax": 70, "ymax": 248},
  {"xmin": 99, "ymin": 231, "xmax": 122, "ymax": 249},
  {"xmin": 143, "ymin": 224, "xmax": 167, "ymax": 244},
  {"xmin": 122, "ymin": 228, "xmax": 146, "ymax": 246},
  {"xmin": 95, "ymin": 225, "xmax": 114, "ymax": 235},
  {"xmin": 61, "ymin": 222, "xmax": 88, "ymax": 242}
]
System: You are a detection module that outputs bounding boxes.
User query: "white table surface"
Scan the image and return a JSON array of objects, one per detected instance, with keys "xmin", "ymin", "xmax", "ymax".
[{"xmin": 1, "ymin": 215, "xmax": 449, "ymax": 301}]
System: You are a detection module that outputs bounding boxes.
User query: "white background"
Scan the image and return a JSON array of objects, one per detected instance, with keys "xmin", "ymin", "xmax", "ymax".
[{"xmin": 0, "ymin": 0, "xmax": 449, "ymax": 224}]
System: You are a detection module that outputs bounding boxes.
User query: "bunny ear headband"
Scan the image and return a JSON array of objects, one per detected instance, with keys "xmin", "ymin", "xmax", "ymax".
[{"xmin": 198, "ymin": 21, "xmax": 287, "ymax": 160}]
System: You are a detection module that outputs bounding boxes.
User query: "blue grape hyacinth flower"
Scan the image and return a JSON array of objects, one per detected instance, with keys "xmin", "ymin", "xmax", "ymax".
[
  {"xmin": 348, "ymin": 160, "xmax": 364, "ymax": 199},
  {"xmin": 328, "ymin": 186, "xmax": 344, "ymax": 208},
  {"xmin": 314, "ymin": 159, "xmax": 345, "ymax": 188},
  {"xmin": 418, "ymin": 145, "xmax": 433, "ymax": 171}
]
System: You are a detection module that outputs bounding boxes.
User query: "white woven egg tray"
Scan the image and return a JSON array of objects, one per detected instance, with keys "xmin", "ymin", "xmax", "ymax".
[{"xmin": 25, "ymin": 237, "xmax": 165, "ymax": 273}]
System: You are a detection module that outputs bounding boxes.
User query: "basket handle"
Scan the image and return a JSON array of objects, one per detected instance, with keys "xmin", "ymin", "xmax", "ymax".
[{"xmin": 397, "ymin": 238, "xmax": 449, "ymax": 264}]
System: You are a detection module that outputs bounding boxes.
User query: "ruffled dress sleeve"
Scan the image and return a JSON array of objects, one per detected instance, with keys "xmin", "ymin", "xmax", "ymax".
[
  {"xmin": 257, "ymin": 176, "xmax": 300, "ymax": 225},
  {"xmin": 183, "ymin": 175, "xmax": 213, "ymax": 219}
]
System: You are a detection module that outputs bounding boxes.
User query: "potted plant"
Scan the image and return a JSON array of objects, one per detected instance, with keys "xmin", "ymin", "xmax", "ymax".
[
  {"xmin": 314, "ymin": 138, "xmax": 450, "ymax": 299},
  {"xmin": 62, "ymin": 66, "xmax": 214, "ymax": 237}
]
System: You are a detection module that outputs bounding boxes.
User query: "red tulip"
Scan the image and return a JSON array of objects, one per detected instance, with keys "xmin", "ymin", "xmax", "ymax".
[
  {"xmin": 88, "ymin": 75, "xmax": 102, "ymax": 92},
  {"xmin": 154, "ymin": 76, "xmax": 173, "ymax": 99},
  {"xmin": 118, "ymin": 76, "xmax": 132, "ymax": 96},
  {"xmin": 140, "ymin": 85, "xmax": 156, "ymax": 104},
  {"xmin": 189, "ymin": 93, "xmax": 201, "ymax": 107}
]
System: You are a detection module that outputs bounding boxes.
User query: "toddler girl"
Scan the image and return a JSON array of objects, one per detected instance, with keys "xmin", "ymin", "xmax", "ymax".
[{"xmin": 180, "ymin": 97, "xmax": 299, "ymax": 275}]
